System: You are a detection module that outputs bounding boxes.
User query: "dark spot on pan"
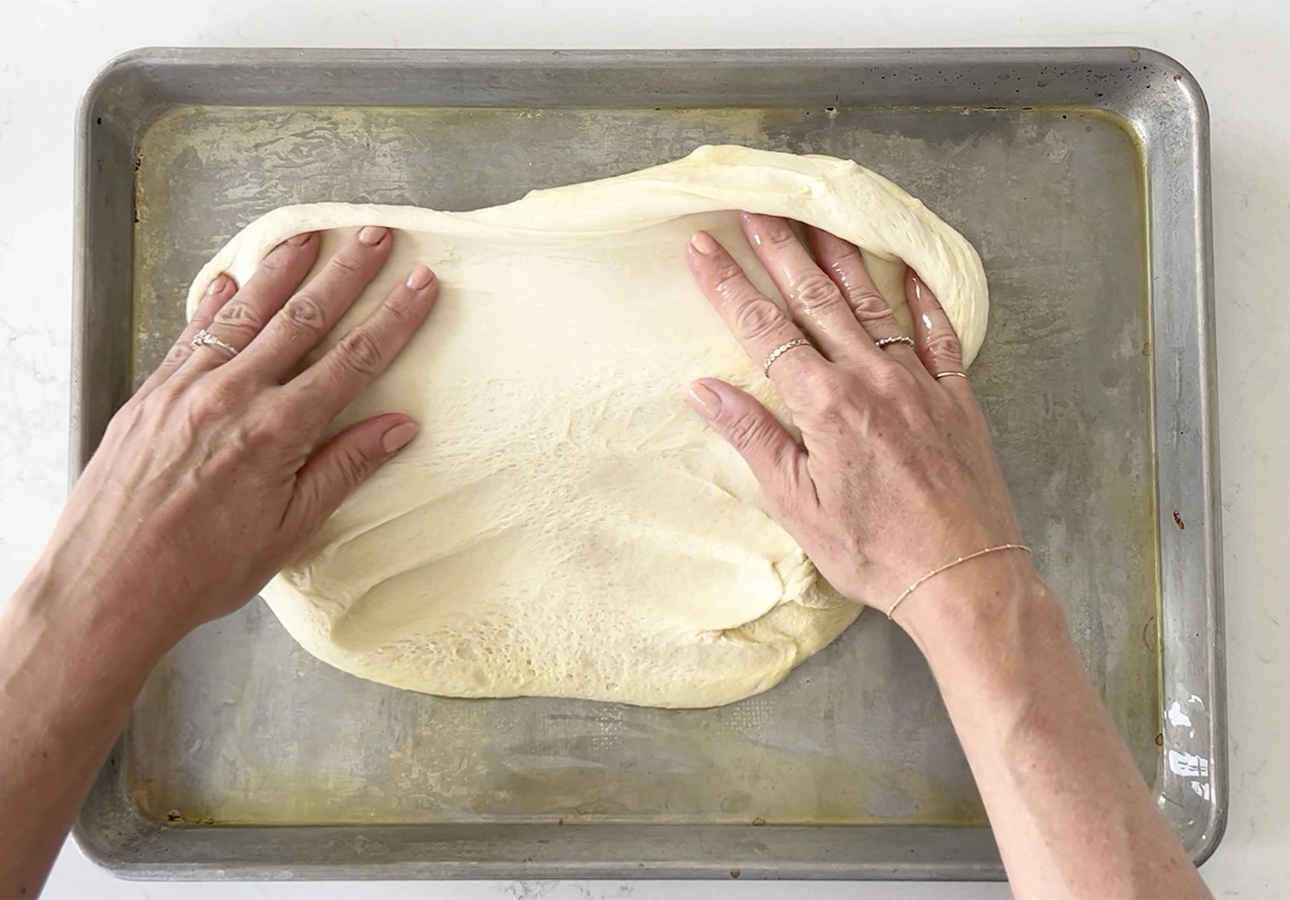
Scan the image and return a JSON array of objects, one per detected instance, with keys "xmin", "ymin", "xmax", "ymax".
[
  {"xmin": 751, "ymin": 817, "xmax": 766, "ymax": 826},
  {"xmin": 1142, "ymin": 616, "xmax": 1157, "ymax": 652},
  {"xmin": 1155, "ymin": 732, "xmax": 1164, "ymax": 747},
  {"xmin": 730, "ymin": 869, "xmax": 741, "ymax": 879},
  {"xmin": 1173, "ymin": 510, "xmax": 1185, "ymax": 530}
]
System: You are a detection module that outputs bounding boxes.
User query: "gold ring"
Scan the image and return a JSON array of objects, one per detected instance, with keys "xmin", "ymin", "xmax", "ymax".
[
  {"xmin": 935, "ymin": 371, "xmax": 968, "ymax": 380},
  {"xmin": 874, "ymin": 334, "xmax": 914, "ymax": 351},
  {"xmin": 762, "ymin": 338, "xmax": 811, "ymax": 376},
  {"xmin": 190, "ymin": 328, "xmax": 239, "ymax": 358}
]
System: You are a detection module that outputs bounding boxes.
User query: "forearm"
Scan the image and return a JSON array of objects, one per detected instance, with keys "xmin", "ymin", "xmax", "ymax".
[
  {"xmin": 0, "ymin": 557, "xmax": 172, "ymax": 898},
  {"xmin": 898, "ymin": 555, "xmax": 1209, "ymax": 900}
]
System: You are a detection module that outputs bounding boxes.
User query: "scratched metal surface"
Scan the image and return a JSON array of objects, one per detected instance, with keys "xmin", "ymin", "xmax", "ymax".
[
  {"xmin": 124, "ymin": 103, "xmax": 1156, "ymax": 827},
  {"xmin": 71, "ymin": 48, "xmax": 1221, "ymax": 880}
]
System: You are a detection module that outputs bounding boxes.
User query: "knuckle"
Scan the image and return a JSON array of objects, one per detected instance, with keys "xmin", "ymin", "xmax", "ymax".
[
  {"xmin": 336, "ymin": 445, "xmax": 373, "ymax": 487},
  {"xmin": 794, "ymin": 369, "xmax": 855, "ymax": 428},
  {"xmin": 809, "ymin": 375, "xmax": 851, "ymax": 419},
  {"xmin": 851, "ymin": 290, "xmax": 893, "ymax": 319},
  {"xmin": 828, "ymin": 258, "xmax": 870, "ymax": 298},
  {"xmin": 258, "ymin": 248, "xmax": 286, "ymax": 271},
  {"xmin": 145, "ymin": 379, "xmax": 184, "ymax": 412},
  {"xmin": 732, "ymin": 296, "xmax": 786, "ymax": 343},
  {"xmin": 725, "ymin": 408, "xmax": 774, "ymax": 453},
  {"xmin": 282, "ymin": 292, "xmax": 329, "ymax": 334},
  {"xmin": 710, "ymin": 260, "xmax": 747, "ymax": 293},
  {"xmin": 212, "ymin": 300, "xmax": 264, "ymax": 336},
  {"xmin": 762, "ymin": 217, "xmax": 799, "ymax": 247},
  {"xmin": 336, "ymin": 328, "xmax": 384, "ymax": 377},
  {"xmin": 192, "ymin": 378, "xmax": 245, "ymax": 418},
  {"xmin": 379, "ymin": 293, "xmax": 414, "ymax": 325},
  {"xmin": 791, "ymin": 272, "xmax": 846, "ymax": 314},
  {"xmin": 162, "ymin": 342, "xmax": 192, "ymax": 369},
  {"xmin": 924, "ymin": 330, "xmax": 965, "ymax": 365},
  {"xmin": 234, "ymin": 413, "xmax": 278, "ymax": 449},
  {"xmin": 328, "ymin": 252, "xmax": 363, "ymax": 275},
  {"xmin": 871, "ymin": 363, "xmax": 917, "ymax": 398}
]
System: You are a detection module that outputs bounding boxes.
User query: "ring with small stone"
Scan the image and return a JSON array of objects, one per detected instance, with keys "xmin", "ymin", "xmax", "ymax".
[{"xmin": 190, "ymin": 328, "xmax": 240, "ymax": 358}]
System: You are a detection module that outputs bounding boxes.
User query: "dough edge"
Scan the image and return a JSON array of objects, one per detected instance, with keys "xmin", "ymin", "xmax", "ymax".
[{"xmin": 186, "ymin": 145, "xmax": 988, "ymax": 365}]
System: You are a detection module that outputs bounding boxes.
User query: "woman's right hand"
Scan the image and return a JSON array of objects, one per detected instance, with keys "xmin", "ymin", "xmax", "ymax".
[
  {"xmin": 684, "ymin": 212, "xmax": 1031, "ymax": 618},
  {"xmin": 36, "ymin": 226, "xmax": 437, "ymax": 645}
]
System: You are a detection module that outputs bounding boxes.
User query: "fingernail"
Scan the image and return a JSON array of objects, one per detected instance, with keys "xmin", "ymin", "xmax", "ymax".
[
  {"xmin": 689, "ymin": 231, "xmax": 719, "ymax": 255},
  {"xmin": 405, "ymin": 264, "xmax": 435, "ymax": 290},
  {"xmin": 287, "ymin": 232, "xmax": 314, "ymax": 246},
  {"xmin": 204, "ymin": 274, "xmax": 230, "ymax": 296},
  {"xmin": 381, "ymin": 421, "xmax": 419, "ymax": 454},
  {"xmin": 687, "ymin": 381, "xmax": 722, "ymax": 419},
  {"xmin": 358, "ymin": 225, "xmax": 388, "ymax": 246}
]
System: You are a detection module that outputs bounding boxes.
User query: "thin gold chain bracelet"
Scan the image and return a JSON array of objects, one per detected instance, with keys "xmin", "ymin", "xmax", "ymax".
[{"xmin": 886, "ymin": 544, "xmax": 1031, "ymax": 619}]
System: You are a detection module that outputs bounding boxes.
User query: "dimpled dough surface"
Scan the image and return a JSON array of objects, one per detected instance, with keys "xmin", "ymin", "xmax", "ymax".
[{"xmin": 185, "ymin": 145, "xmax": 988, "ymax": 708}]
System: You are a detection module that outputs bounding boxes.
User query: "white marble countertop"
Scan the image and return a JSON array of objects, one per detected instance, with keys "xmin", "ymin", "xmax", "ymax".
[{"xmin": 2, "ymin": 0, "xmax": 1286, "ymax": 897}]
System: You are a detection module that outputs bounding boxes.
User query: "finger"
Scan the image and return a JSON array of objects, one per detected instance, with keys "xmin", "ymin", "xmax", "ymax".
[
  {"xmin": 686, "ymin": 377, "xmax": 809, "ymax": 505},
  {"xmin": 286, "ymin": 263, "xmax": 439, "ymax": 428},
  {"xmin": 136, "ymin": 273, "xmax": 238, "ymax": 397},
  {"xmin": 738, "ymin": 212, "xmax": 869, "ymax": 361},
  {"xmin": 236, "ymin": 225, "xmax": 397, "ymax": 381},
  {"xmin": 286, "ymin": 413, "xmax": 419, "ymax": 533},
  {"xmin": 906, "ymin": 268, "xmax": 972, "ymax": 395},
  {"xmin": 179, "ymin": 231, "xmax": 322, "ymax": 378},
  {"xmin": 804, "ymin": 225, "xmax": 921, "ymax": 368},
  {"xmin": 686, "ymin": 231, "xmax": 824, "ymax": 392}
]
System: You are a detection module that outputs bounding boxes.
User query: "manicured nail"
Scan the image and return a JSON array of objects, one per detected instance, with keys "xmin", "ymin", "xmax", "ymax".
[
  {"xmin": 689, "ymin": 231, "xmax": 720, "ymax": 255},
  {"xmin": 405, "ymin": 265, "xmax": 435, "ymax": 290},
  {"xmin": 204, "ymin": 274, "xmax": 230, "ymax": 296},
  {"xmin": 358, "ymin": 225, "xmax": 388, "ymax": 246},
  {"xmin": 687, "ymin": 381, "xmax": 722, "ymax": 419},
  {"xmin": 381, "ymin": 421, "xmax": 419, "ymax": 454},
  {"xmin": 287, "ymin": 231, "xmax": 314, "ymax": 246}
]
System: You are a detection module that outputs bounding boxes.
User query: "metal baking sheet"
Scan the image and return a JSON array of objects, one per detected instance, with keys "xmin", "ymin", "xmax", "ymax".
[{"xmin": 71, "ymin": 48, "xmax": 1223, "ymax": 880}]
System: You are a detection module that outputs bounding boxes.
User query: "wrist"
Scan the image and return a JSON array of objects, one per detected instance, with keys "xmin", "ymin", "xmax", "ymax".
[
  {"xmin": 7, "ymin": 550, "xmax": 180, "ymax": 678},
  {"xmin": 891, "ymin": 548, "xmax": 1063, "ymax": 662}
]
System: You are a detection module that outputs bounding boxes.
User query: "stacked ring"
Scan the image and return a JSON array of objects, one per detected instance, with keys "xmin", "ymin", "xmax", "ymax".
[
  {"xmin": 874, "ymin": 335, "xmax": 915, "ymax": 350},
  {"xmin": 762, "ymin": 338, "xmax": 812, "ymax": 376}
]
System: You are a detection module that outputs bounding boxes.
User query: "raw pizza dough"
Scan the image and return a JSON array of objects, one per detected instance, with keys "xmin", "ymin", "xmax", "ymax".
[{"xmin": 186, "ymin": 145, "xmax": 988, "ymax": 708}]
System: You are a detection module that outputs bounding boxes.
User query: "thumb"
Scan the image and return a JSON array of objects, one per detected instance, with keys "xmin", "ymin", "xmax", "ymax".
[
  {"xmin": 291, "ymin": 413, "xmax": 418, "ymax": 530},
  {"xmin": 686, "ymin": 378, "xmax": 804, "ymax": 499}
]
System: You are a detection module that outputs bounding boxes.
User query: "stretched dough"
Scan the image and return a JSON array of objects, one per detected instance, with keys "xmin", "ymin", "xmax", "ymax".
[{"xmin": 186, "ymin": 146, "xmax": 988, "ymax": 708}]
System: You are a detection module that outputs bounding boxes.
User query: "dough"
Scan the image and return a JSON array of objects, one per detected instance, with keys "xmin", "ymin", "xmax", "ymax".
[{"xmin": 186, "ymin": 145, "xmax": 988, "ymax": 708}]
